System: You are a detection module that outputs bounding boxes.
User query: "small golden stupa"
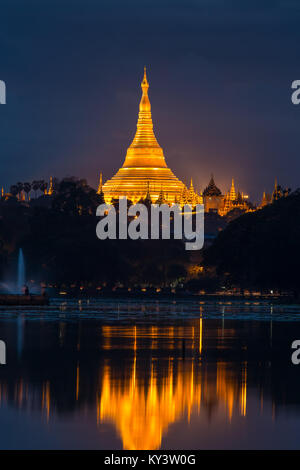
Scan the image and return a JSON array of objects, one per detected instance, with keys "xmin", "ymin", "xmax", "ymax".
[{"xmin": 102, "ymin": 68, "xmax": 186, "ymax": 203}]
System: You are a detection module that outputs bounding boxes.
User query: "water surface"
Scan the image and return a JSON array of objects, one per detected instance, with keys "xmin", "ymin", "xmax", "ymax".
[{"xmin": 0, "ymin": 298, "xmax": 300, "ymax": 449}]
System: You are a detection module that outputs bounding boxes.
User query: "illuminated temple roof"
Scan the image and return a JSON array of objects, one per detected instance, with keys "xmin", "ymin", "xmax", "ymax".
[
  {"xmin": 102, "ymin": 68, "xmax": 186, "ymax": 203},
  {"xmin": 202, "ymin": 175, "xmax": 222, "ymax": 197}
]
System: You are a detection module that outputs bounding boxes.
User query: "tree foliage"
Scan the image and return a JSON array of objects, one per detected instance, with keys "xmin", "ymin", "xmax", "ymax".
[{"xmin": 204, "ymin": 191, "xmax": 300, "ymax": 294}]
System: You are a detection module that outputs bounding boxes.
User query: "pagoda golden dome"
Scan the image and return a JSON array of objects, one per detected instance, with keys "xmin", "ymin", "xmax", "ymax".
[{"xmin": 102, "ymin": 67, "xmax": 186, "ymax": 203}]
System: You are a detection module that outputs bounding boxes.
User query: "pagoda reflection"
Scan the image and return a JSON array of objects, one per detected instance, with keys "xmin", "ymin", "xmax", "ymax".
[
  {"xmin": 97, "ymin": 322, "xmax": 248, "ymax": 449},
  {"xmin": 96, "ymin": 356, "xmax": 248, "ymax": 450},
  {"xmin": 0, "ymin": 316, "xmax": 298, "ymax": 450}
]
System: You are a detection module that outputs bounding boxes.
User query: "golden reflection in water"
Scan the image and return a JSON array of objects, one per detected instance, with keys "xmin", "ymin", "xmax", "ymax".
[
  {"xmin": 76, "ymin": 361, "xmax": 80, "ymax": 401},
  {"xmin": 41, "ymin": 380, "xmax": 50, "ymax": 422},
  {"xmin": 0, "ymin": 320, "xmax": 249, "ymax": 450},
  {"xmin": 97, "ymin": 323, "xmax": 248, "ymax": 450},
  {"xmin": 240, "ymin": 364, "xmax": 247, "ymax": 417},
  {"xmin": 199, "ymin": 306, "xmax": 203, "ymax": 354}
]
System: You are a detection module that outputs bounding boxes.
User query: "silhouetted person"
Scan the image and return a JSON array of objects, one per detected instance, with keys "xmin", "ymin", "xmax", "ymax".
[{"xmin": 24, "ymin": 285, "xmax": 29, "ymax": 296}]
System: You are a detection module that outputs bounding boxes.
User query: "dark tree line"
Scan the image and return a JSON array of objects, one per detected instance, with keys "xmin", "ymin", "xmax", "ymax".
[
  {"xmin": 1, "ymin": 176, "xmax": 299, "ymax": 292},
  {"xmin": 203, "ymin": 189, "xmax": 300, "ymax": 296},
  {"xmin": 11, "ymin": 177, "xmax": 189, "ymax": 286},
  {"xmin": 9, "ymin": 180, "xmax": 50, "ymax": 200}
]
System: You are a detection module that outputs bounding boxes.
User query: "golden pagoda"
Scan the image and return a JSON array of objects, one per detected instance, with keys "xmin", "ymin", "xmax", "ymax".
[
  {"xmin": 102, "ymin": 68, "xmax": 186, "ymax": 203},
  {"xmin": 229, "ymin": 178, "xmax": 236, "ymax": 201},
  {"xmin": 47, "ymin": 176, "xmax": 54, "ymax": 195}
]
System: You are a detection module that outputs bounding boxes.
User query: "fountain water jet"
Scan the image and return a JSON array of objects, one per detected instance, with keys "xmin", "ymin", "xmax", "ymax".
[
  {"xmin": 0, "ymin": 248, "xmax": 48, "ymax": 304},
  {"xmin": 17, "ymin": 248, "xmax": 25, "ymax": 294}
]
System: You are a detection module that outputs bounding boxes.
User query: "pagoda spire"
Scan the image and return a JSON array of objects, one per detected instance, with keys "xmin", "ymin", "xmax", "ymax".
[
  {"xmin": 48, "ymin": 176, "xmax": 54, "ymax": 195},
  {"xmin": 97, "ymin": 173, "xmax": 103, "ymax": 194},
  {"xmin": 141, "ymin": 66, "xmax": 149, "ymax": 94},
  {"xmin": 128, "ymin": 67, "xmax": 160, "ymax": 150},
  {"xmin": 203, "ymin": 174, "xmax": 222, "ymax": 197},
  {"xmin": 229, "ymin": 178, "xmax": 236, "ymax": 201},
  {"xmin": 144, "ymin": 181, "xmax": 152, "ymax": 202},
  {"xmin": 102, "ymin": 69, "xmax": 186, "ymax": 203},
  {"xmin": 261, "ymin": 191, "xmax": 268, "ymax": 208},
  {"xmin": 156, "ymin": 185, "xmax": 166, "ymax": 205}
]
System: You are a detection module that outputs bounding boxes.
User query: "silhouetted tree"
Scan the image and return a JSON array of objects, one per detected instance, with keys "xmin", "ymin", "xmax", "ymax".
[
  {"xmin": 32, "ymin": 181, "xmax": 40, "ymax": 198},
  {"xmin": 10, "ymin": 185, "xmax": 18, "ymax": 197},
  {"xmin": 16, "ymin": 182, "xmax": 23, "ymax": 199},
  {"xmin": 52, "ymin": 177, "xmax": 102, "ymax": 216},
  {"xmin": 39, "ymin": 180, "xmax": 47, "ymax": 194},
  {"xmin": 23, "ymin": 182, "xmax": 31, "ymax": 201},
  {"xmin": 204, "ymin": 190, "xmax": 300, "ymax": 296}
]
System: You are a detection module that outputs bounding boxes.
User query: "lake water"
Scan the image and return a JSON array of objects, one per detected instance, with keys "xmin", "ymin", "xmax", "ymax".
[{"xmin": 0, "ymin": 298, "xmax": 300, "ymax": 450}]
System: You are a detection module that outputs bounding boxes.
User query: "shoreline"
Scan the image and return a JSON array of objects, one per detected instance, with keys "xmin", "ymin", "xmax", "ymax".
[
  {"xmin": 1, "ymin": 291, "xmax": 299, "ymax": 306},
  {"xmin": 52, "ymin": 291, "xmax": 300, "ymax": 305}
]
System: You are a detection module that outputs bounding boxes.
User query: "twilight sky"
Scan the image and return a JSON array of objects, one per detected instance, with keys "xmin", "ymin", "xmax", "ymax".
[{"xmin": 1, "ymin": 0, "xmax": 300, "ymax": 201}]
